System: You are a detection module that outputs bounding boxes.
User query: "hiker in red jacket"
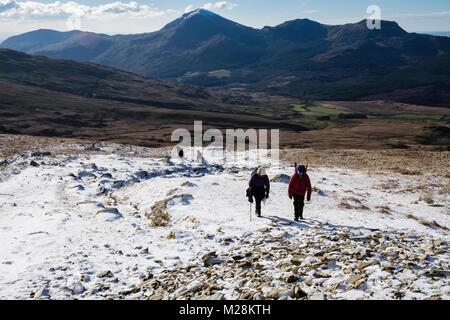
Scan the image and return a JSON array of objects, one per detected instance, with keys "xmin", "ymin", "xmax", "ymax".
[{"xmin": 288, "ymin": 165, "xmax": 312, "ymax": 221}]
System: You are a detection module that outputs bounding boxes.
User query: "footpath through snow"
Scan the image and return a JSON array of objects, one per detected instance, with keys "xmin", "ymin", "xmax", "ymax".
[{"xmin": 0, "ymin": 144, "xmax": 448, "ymax": 300}]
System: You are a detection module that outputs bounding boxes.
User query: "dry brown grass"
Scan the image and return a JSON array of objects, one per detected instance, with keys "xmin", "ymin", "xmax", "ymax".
[
  {"xmin": 338, "ymin": 200, "xmax": 353, "ymax": 210},
  {"xmin": 390, "ymin": 167, "xmax": 421, "ymax": 175},
  {"xmin": 181, "ymin": 216, "xmax": 201, "ymax": 228},
  {"xmin": 338, "ymin": 197, "xmax": 370, "ymax": 211},
  {"xmin": 281, "ymin": 148, "xmax": 449, "ymax": 176},
  {"xmin": 166, "ymin": 231, "xmax": 176, "ymax": 239},
  {"xmin": 108, "ymin": 193, "xmax": 118, "ymax": 206},
  {"xmin": 377, "ymin": 182, "xmax": 400, "ymax": 190},
  {"xmin": 146, "ymin": 197, "xmax": 173, "ymax": 227},
  {"xmin": 375, "ymin": 205, "xmax": 391, "ymax": 214},
  {"xmin": 312, "ymin": 186, "xmax": 324, "ymax": 195},
  {"xmin": 405, "ymin": 214, "xmax": 449, "ymax": 231},
  {"xmin": 0, "ymin": 134, "xmax": 170, "ymax": 159},
  {"xmin": 145, "ymin": 194, "xmax": 192, "ymax": 227},
  {"xmin": 280, "ymin": 116, "xmax": 449, "ymax": 150},
  {"xmin": 420, "ymin": 220, "xmax": 448, "ymax": 230},
  {"xmin": 322, "ymin": 100, "xmax": 450, "ymax": 117},
  {"xmin": 347, "ymin": 197, "xmax": 362, "ymax": 203}
]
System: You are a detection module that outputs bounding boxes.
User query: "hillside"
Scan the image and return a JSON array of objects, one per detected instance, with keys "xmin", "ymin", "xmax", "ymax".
[
  {"xmin": 0, "ymin": 48, "xmax": 310, "ymax": 147},
  {"xmin": 2, "ymin": 48, "xmax": 450, "ymax": 150}
]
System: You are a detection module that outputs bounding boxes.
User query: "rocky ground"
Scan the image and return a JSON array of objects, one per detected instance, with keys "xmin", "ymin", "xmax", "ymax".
[
  {"xmin": 134, "ymin": 221, "xmax": 449, "ymax": 300},
  {"xmin": 0, "ymin": 135, "xmax": 448, "ymax": 300}
]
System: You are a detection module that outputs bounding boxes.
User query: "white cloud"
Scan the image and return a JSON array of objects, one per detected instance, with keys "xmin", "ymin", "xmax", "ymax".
[
  {"xmin": 201, "ymin": 1, "xmax": 236, "ymax": 11},
  {"xmin": 302, "ymin": 10, "xmax": 319, "ymax": 14},
  {"xmin": 0, "ymin": 0, "xmax": 18, "ymax": 13},
  {"xmin": 300, "ymin": 0, "xmax": 311, "ymax": 7},
  {"xmin": 0, "ymin": 0, "xmax": 175, "ymax": 20},
  {"xmin": 184, "ymin": 4, "xmax": 194, "ymax": 14}
]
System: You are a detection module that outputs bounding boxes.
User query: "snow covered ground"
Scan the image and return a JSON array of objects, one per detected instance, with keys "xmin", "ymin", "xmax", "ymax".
[{"xmin": 0, "ymin": 144, "xmax": 448, "ymax": 300}]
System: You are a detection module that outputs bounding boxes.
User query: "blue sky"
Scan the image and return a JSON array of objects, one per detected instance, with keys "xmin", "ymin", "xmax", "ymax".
[{"xmin": 1, "ymin": 0, "xmax": 449, "ymax": 40}]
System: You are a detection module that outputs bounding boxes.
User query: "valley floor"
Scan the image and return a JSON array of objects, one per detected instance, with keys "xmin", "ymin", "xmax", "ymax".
[{"xmin": 0, "ymin": 139, "xmax": 448, "ymax": 300}]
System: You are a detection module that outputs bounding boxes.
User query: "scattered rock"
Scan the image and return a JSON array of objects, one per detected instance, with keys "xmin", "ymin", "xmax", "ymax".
[
  {"xmin": 270, "ymin": 174, "xmax": 290, "ymax": 183},
  {"xmin": 72, "ymin": 282, "xmax": 86, "ymax": 295},
  {"xmin": 277, "ymin": 289, "xmax": 294, "ymax": 299},
  {"xmin": 181, "ymin": 181, "xmax": 197, "ymax": 187},
  {"xmin": 97, "ymin": 270, "xmax": 114, "ymax": 278},
  {"xmin": 357, "ymin": 261, "xmax": 378, "ymax": 271},
  {"xmin": 232, "ymin": 255, "xmax": 244, "ymax": 261},
  {"xmin": 33, "ymin": 285, "xmax": 50, "ymax": 299},
  {"xmin": 428, "ymin": 269, "xmax": 447, "ymax": 278},
  {"xmin": 238, "ymin": 261, "xmax": 253, "ymax": 269},
  {"xmin": 202, "ymin": 252, "xmax": 217, "ymax": 262},
  {"xmin": 30, "ymin": 160, "xmax": 40, "ymax": 167},
  {"xmin": 285, "ymin": 275, "xmax": 298, "ymax": 283},
  {"xmin": 433, "ymin": 240, "xmax": 445, "ymax": 247},
  {"xmin": 347, "ymin": 273, "xmax": 365, "ymax": 284},
  {"xmin": 314, "ymin": 271, "xmax": 331, "ymax": 278},
  {"xmin": 122, "ymin": 287, "xmax": 141, "ymax": 296},
  {"xmin": 293, "ymin": 285, "xmax": 308, "ymax": 299},
  {"xmin": 204, "ymin": 258, "xmax": 225, "ymax": 267},
  {"xmin": 32, "ymin": 151, "xmax": 51, "ymax": 157},
  {"xmin": 95, "ymin": 207, "xmax": 123, "ymax": 221}
]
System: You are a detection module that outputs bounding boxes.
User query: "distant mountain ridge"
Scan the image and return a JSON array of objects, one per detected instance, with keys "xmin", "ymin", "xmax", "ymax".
[
  {"xmin": 2, "ymin": 8, "xmax": 450, "ymax": 106},
  {"xmin": 419, "ymin": 31, "xmax": 450, "ymax": 37}
]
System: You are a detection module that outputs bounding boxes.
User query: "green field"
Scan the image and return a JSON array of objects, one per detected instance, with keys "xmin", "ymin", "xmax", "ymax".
[
  {"xmin": 291, "ymin": 104, "xmax": 307, "ymax": 112},
  {"xmin": 312, "ymin": 120, "xmax": 337, "ymax": 129},
  {"xmin": 291, "ymin": 104, "xmax": 354, "ymax": 117}
]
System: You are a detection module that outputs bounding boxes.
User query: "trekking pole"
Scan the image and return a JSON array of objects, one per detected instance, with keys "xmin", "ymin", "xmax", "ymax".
[{"xmin": 249, "ymin": 202, "xmax": 252, "ymax": 222}]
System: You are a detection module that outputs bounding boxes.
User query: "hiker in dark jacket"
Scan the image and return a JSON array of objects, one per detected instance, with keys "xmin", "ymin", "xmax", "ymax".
[
  {"xmin": 288, "ymin": 165, "xmax": 312, "ymax": 221},
  {"xmin": 249, "ymin": 167, "xmax": 270, "ymax": 217}
]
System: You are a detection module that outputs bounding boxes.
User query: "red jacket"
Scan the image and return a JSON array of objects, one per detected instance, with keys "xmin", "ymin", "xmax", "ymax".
[{"xmin": 288, "ymin": 171, "xmax": 312, "ymax": 200}]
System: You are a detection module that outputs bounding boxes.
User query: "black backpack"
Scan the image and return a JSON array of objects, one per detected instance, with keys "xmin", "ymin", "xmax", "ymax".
[
  {"xmin": 246, "ymin": 187, "xmax": 253, "ymax": 203},
  {"xmin": 245, "ymin": 168, "xmax": 258, "ymax": 203}
]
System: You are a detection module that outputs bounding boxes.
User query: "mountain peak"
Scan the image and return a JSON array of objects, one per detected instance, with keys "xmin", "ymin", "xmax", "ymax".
[
  {"xmin": 356, "ymin": 19, "xmax": 408, "ymax": 35},
  {"xmin": 183, "ymin": 8, "xmax": 220, "ymax": 18},
  {"xmin": 262, "ymin": 18, "xmax": 328, "ymax": 42},
  {"xmin": 162, "ymin": 8, "xmax": 225, "ymax": 30}
]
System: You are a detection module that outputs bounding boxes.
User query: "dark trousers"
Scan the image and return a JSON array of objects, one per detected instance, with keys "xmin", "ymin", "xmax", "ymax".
[
  {"xmin": 293, "ymin": 194, "xmax": 305, "ymax": 220},
  {"xmin": 251, "ymin": 186, "xmax": 266, "ymax": 216}
]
